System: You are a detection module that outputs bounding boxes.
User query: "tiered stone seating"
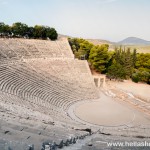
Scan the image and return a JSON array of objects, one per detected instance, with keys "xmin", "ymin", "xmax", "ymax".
[
  {"xmin": 4, "ymin": 39, "xmax": 32, "ymax": 58},
  {"xmin": 0, "ymin": 37, "xmax": 99, "ymax": 149},
  {"xmin": 36, "ymin": 40, "xmax": 62, "ymax": 57},
  {"xmin": 0, "ymin": 39, "xmax": 98, "ymax": 126},
  {"xmin": 0, "ymin": 120, "xmax": 87, "ymax": 150},
  {"xmin": 26, "ymin": 59, "xmax": 96, "ymax": 89},
  {"xmin": 0, "ymin": 90, "xmax": 87, "ymax": 137},
  {"xmin": 0, "ymin": 63, "xmax": 97, "ymax": 110},
  {"xmin": 19, "ymin": 39, "xmax": 42, "ymax": 58},
  {"xmin": 55, "ymin": 39, "xmax": 74, "ymax": 58},
  {"xmin": 0, "ymin": 39, "xmax": 18, "ymax": 60},
  {"xmin": 0, "ymin": 38, "xmax": 74, "ymax": 61},
  {"xmin": 0, "ymin": 51, "xmax": 7, "ymax": 61}
]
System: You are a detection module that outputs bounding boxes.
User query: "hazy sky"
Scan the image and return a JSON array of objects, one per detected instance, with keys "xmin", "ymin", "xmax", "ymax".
[{"xmin": 0, "ymin": 0, "xmax": 150, "ymax": 41}]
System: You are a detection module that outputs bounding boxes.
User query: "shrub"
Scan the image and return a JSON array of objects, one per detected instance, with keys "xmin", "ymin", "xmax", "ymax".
[{"xmin": 132, "ymin": 73, "xmax": 140, "ymax": 83}]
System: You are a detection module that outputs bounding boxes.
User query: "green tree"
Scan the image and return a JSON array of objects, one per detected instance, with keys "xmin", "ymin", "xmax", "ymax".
[
  {"xmin": 124, "ymin": 48, "xmax": 133, "ymax": 78},
  {"xmin": 0, "ymin": 22, "xmax": 11, "ymax": 36},
  {"xmin": 69, "ymin": 38, "xmax": 94, "ymax": 59},
  {"xmin": 107, "ymin": 60, "xmax": 126, "ymax": 79},
  {"xmin": 33, "ymin": 25, "xmax": 44, "ymax": 38},
  {"xmin": 132, "ymin": 48, "xmax": 137, "ymax": 67},
  {"xmin": 133, "ymin": 53, "xmax": 150, "ymax": 84},
  {"xmin": 89, "ymin": 44, "xmax": 110, "ymax": 73},
  {"xmin": 46, "ymin": 27, "xmax": 58, "ymax": 40},
  {"xmin": 107, "ymin": 47, "xmax": 135, "ymax": 79},
  {"xmin": 12, "ymin": 22, "xmax": 28, "ymax": 37},
  {"xmin": 27, "ymin": 26, "xmax": 34, "ymax": 38},
  {"xmin": 136, "ymin": 53, "xmax": 150, "ymax": 71},
  {"xmin": 0, "ymin": 22, "xmax": 58, "ymax": 40}
]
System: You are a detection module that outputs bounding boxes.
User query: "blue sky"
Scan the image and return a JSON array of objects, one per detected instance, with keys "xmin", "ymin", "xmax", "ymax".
[{"xmin": 0, "ymin": 0, "xmax": 150, "ymax": 41}]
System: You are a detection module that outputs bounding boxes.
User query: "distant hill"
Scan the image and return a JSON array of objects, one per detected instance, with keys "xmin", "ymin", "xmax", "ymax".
[
  {"xmin": 87, "ymin": 39, "xmax": 114, "ymax": 45},
  {"xmin": 59, "ymin": 34, "xmax": 150, "ymax": 53},
  {"xmin": 118, "ymin": 37, "xmax": 150, "ymax": 45}
]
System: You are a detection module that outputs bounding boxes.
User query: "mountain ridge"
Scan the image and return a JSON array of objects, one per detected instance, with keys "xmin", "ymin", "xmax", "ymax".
[
  {"xmin": 118, "ymin": 37, "xmax": 150, "ymax": 45},
  {"xmin": 59, "ymin": 34, "xmax": 150, "ymax": 46}
]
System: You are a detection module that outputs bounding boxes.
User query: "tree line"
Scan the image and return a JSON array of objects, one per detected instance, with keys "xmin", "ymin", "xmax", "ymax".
[
  {"xmin": 0, "ymin": 22, "xmax": 58, "ymax": 40},
  {"xmin": 69, "ymin": 38, "xmax": 150, "ymax": 84}
]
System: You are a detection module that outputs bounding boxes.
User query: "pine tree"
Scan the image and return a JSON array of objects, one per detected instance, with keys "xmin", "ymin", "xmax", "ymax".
[
  {"xmin": 89, "ymin": 44, "xmax": 110, "ymax": 73},
  {"xmin": 132, "ymin": 48, "xmax": 137, "ymax": 68},
  {"xmin": 124, "ymin": 48, "xmax": 133, "ymax": 79},
  {"xmin": 108, "ymin": 47, "xmax": 134, "ymax": 80}
]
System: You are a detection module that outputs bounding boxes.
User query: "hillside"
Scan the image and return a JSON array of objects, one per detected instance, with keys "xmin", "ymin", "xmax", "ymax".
[
  {"xmin": 61, "ymin": 35, "xmax": 150, "ymax": 53},
  {"xmin": 87, "ymin": 37, "xmax": 150, "ymax": 53},
  {"xmin": 118, "ymin": 37, "xmax": 150, "ymax": 45},
  {"xmin": 87, "ymin": 39, "xmax": 113, "ymax": 45}
]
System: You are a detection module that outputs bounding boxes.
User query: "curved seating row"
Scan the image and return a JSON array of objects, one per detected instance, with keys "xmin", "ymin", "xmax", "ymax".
[{"xmin": 0, "ymin": 63, "xmax": 98, "ymax": 125}]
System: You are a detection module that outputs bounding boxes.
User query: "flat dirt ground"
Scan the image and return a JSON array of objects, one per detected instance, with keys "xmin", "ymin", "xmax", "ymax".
[
  {"xmin": 75, "ymin": 81, "xmax": 150, "ymax": 127},
  {"xmin": 109, "ymin": 80, "xmax": 150, "ymax": 101}
]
